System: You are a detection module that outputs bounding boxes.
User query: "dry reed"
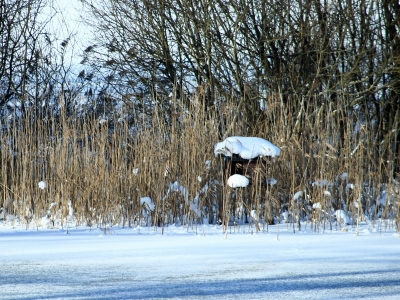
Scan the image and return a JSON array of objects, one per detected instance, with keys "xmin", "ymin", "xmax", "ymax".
[{"xmin": 0, "ymin": 90, "xmax": 398, "ymax": 233}]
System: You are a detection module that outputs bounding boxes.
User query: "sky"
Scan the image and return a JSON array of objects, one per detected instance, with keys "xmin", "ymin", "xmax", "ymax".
[{"xmin": 51, "ymin": 0, "xmax": 85, "ymax": 37}]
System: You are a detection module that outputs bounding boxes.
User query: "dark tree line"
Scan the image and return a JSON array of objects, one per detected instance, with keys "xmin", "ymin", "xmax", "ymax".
[
  {"xmin": 79, "ymin": 0, "xmax": 399, "ymax": 115},
  {"xmin": 79, "ymin": 0, "xmax": 400, "ymax": 172}
]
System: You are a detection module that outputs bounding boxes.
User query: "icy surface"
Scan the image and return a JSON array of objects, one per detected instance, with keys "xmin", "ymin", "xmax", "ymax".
[
  {"xmin": 1, "ymin": 222, "xmax": 400, "ymax": 300},
  {"xmin": 214, "ymin": 136, "xmax": 281, "ymax": 159}
]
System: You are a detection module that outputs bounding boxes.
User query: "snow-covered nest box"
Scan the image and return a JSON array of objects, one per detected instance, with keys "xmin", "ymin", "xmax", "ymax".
[{"xmin": 214, "ymin": 136, "xmax": 281, "ymax": 185}]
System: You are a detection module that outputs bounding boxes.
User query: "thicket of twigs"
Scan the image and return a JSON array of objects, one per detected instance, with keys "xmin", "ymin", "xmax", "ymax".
[
  {"xmin": 0, "ymin": 89, "xmax": 399, "ymax": 233},
  {"xmin": 1, "ymin": 0, "xmax": 400, "ymax": 233}
]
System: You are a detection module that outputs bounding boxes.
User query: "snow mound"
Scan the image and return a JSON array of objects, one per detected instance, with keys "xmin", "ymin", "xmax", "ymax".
[
  {"xmin": 323, "ymin": 190, "xmax": 331, "ymax": 197},
  {"xmin": 313, "ymin": 202, "xmax": 322, "ymax": 209},
  {"xmin": 227, "ymin": 174, "xmax": 249, "ymax": 188},
  {"xmin": 335, "ymin": 210, "xmax": 350, "ymax": 225},
  {"xmin": 214, "ymin": 136, "xmax": 280, "ymax": 159},
  {"xmin": 293, "ymin": 191, "xmax": 303, "ymax": 201},
  {"xmin": 312, "ymin": 179, "xmax": 328, "ymax": 187},
  {"xmin": 141, "ymin": 197, "xmax": 155, "ymax": 212},
  {"xmin": 41, "ymin": 216, "xmax": 50, "ymax": 227}
]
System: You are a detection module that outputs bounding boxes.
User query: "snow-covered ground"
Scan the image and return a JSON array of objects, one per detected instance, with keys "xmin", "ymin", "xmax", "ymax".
[{"xmin": 1, "ymin": 222, "xmax": 400, "ymax": 300}]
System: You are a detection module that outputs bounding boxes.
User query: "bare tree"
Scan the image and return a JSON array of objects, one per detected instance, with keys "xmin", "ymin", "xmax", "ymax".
[
  {"xmin": 0, "ymin": 0, "xmax": 50, "ymax": 112},
  {"xmin": 80, "ymin": 0, "xmax": 399, "ymax": 154}
]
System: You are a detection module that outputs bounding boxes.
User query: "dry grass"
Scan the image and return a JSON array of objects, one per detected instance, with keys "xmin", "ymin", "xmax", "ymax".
[{"xmin": 0, "ymin": 91, "xmax": 399, "ymax": 233}]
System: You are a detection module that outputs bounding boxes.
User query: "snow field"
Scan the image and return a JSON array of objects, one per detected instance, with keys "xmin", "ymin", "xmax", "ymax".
[{"xmin": 1, "ymin": 222, "xmax": 400, "ymax": 300}]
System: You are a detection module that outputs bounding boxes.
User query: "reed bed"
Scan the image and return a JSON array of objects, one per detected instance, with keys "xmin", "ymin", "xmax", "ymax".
[{"xmin": 0, "ymin": 91, "xmax": 399, "ymax": 233}]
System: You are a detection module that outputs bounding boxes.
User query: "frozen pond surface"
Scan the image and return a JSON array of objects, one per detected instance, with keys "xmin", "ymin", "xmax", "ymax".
[{"xmin": 1, "ymin": 223, "xmax": 400, "ymax": 299}]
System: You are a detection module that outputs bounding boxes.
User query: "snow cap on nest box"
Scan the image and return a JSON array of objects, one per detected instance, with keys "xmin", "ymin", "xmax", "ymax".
[{"xmin": 214, "ymin": 136, "xmax": 281, "ymax": 159}]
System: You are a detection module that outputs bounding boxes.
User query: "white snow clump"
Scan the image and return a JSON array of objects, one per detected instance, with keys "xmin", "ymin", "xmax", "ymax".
[
  {"xmin": 250, "ymin": 210, "xmax": 259, "ymax": 221},
  {"xmin": 141, "ymin": 196, "xmax": 155, "ymax": 212},
  {"xmin": 38, "ymin": 181, "xmax": 47, "ymax": 189},
  {"xmin": 312, "ymin": 202, "xmax": 322, "ymax": 209},
  {"xmin": 163, "ymin": 181, "xmax": 188, "ymax": 202},
  {"xmin": 41, "ymin": 215, "xmax": 51, "ymax": 227},
  {"xmin": 68, "ymin": 200, "xmax": 74, "ymax": 218},
  {"xmin": 99, "ymin": 117, "xmax": 108, "ymax": 124},
  {"xmin": 354, "ymin": 200, "xmax": 360, "ymax": 208},
  {"xmin": 293, "ymin": 190, "xmax": 303, "ymax": 201},
  {"xmin": 312, "ymin": 179, "xmax": 328, "ymax": 187},
  {"xmin": 335, "ymin": 210, "xmax": 350, "ymax": 225},
  {"xmin": 227, "ymin": 174, "xmax": 249, "ymax": 188}
]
